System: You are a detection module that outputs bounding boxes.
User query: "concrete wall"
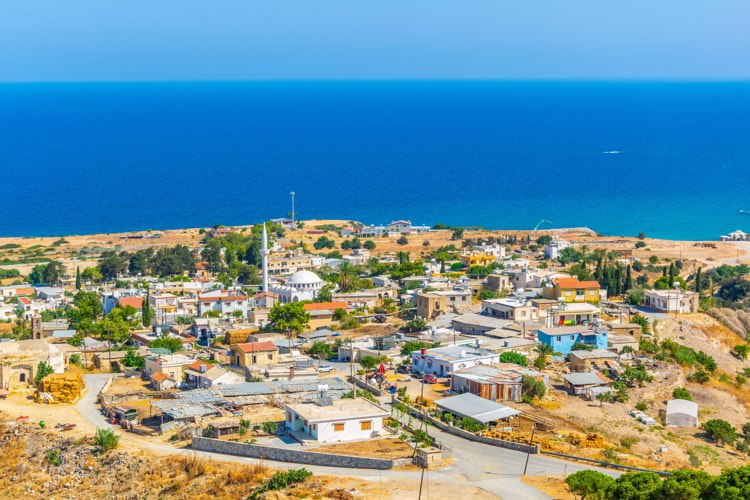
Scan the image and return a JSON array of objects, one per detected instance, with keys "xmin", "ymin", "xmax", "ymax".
[
  {"xmin": 351, "ymin": 376, "xmax": 383, "ymax": 396},
  {"xmin": 191, "ymin": 436, "xmax": 407, "ymax": 469}
]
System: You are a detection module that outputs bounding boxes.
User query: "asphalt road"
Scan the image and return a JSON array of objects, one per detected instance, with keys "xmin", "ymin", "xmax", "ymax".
[{"xmin": 78, "ymin": 374, "xmax": 620, "ymax": 499}]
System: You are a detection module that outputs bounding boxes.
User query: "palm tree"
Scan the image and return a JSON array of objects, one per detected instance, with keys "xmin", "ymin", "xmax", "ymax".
[
  {"xmin": 335, "ymin": 262, "xmax": 359, "ymax": 292},
  {"xmin": 533, "ymin": 343, "xmax": 560, "ymax": 369}
]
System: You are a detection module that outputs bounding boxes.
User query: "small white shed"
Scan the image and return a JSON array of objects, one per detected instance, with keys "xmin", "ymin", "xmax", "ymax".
[{"xmin": 666, "ymin": 399, "xmax": 698, "ymax": 428}]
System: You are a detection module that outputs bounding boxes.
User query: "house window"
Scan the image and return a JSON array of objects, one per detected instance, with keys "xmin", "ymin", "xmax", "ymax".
[
  {"xmin": 360, "ymin": 421, "xmax": 372, "ymax": 430},
  {"xmin": 557, "ymin": 336, "xmax": 561, "ymax": 342},
  {"xmin": 450, "ymin": 297, "xmax": 455, "ymax": 301},
  {"xmin": 334, "ymin": 423, "xmax": 345, "ymax": 431},
  {"xmin": 252, "ymin": 355, "xmax": 257, "ymax": 363},
  {"xmin": 268, "ymin": 353, "xmax": 273, "ymax": 360},
  {"xmin": 287, "ymin": 413, "xmax": 292, "ymax": 422},
  {"xmin": 565, "ymin": 291, "xmax": 572, "ymax": 297}
]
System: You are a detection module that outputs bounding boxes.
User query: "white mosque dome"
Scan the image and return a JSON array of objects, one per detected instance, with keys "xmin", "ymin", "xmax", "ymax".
[{"xmin": 287, "ymin": 270, "xmax": 323, "ymax": 286}]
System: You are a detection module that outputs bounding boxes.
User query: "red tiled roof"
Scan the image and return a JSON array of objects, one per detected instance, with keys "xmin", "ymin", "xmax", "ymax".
[
  {"xmin": 179, "ymin": 334, "xmax": 197, "ymax": 343},
  {"xmin": 253, "ymin": 292, "xmax": 279, "ymax": 299},
  {"xmin": 303, "ymin": 301, "xmax": 348, "ymax": 312},
  {"xmin": 150, "ymin": 371, "xmax": 172, "ymax": 382},
  {"xmin": 234, "ymin": 341, "xmax": 278, "ymax": 353},
  {"xmin": 119, "ymin": 297, "xmax": 143, "ymax": 309},
  {"xmin": 19, "ymin": 297, "xmax": 30, "ymax": 305},
  {"xmin": 555, "ymin": 278, "xmax": 600, "ymax": 289},
  {"xmin": 187, "ymin": 359, "xmax": 212, "ymax": 371}
]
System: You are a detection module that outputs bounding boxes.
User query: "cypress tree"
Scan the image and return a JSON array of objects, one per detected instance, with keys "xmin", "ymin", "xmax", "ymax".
[
  {"xmin": 142, "ymin": 293, "xmax": 152, "ymax": 327},
  {"xmin": 595, "ymin": 256, "xmax": 603, "ymax": 281},
  {"xmin": 440, "ymin": 260, "xmax": 446, "ymax": 274},
  {"xmin": 662, "ymin": 267, "xmax": 668, "ymax": 278},
  {"xmin": 615, "ymin": 266, "xmax": 622, "ymax": 296},
  {"xmin": 696, "ymin": 267, "xmax": 702, "ymax": 296},
  {"xmin": 75, "ymin": 266, "xmax": 81, "ymax": 290},
  {"xmin": 625, "ymin": 265, "xmax": 632, "ymax": 293},
  {"xmin": 669, "ymin": 263, "xmax": 676, "ymax": 288}
]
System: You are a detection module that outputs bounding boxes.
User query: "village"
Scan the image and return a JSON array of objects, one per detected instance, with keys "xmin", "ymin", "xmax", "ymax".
[{"xmin": 1, "ymin": 218, "xmax": 750, "ymax": 499}]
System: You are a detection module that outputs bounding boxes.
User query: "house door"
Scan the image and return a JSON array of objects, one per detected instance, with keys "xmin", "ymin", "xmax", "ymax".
[{"xmin": 236, "ymin": 355, "xmax": 241, "ymax": 365}]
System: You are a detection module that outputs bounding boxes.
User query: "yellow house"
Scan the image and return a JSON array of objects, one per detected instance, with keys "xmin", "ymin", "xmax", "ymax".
[
  {"xmin": 543, "ymin": 278, "xmax": 601, "ymax": 303},
  {"xmin": 459, "ymin": 252, "xmax": 497, "ymax": 268},
  {"xmin": 230, "ymin": 341, "xmax": 280, "ymax": 367}
]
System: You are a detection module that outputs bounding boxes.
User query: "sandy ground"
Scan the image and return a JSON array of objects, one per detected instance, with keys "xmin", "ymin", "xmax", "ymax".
[
  {"xmin": 521, "ymin": 475, "xmax": 575, "ymax": 500},
  {"xmin": 310, "ymin": 438, "xmax": 414, "ymax": 460}
]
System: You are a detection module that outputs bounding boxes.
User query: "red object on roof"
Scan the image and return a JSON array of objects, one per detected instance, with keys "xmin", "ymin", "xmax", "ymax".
[
  {"xmin": 118, "ymin": 297, "xmax": 143, "ymax": 309},
  {"xmin": 235, "ymin": 341, "xmax": 278, "ymax": 353},
  {"xmin": 19, "ymin": 297, "xmax": 30, "ymax": 305},
  {"xmin": 377, "ymin": 362, "xmax": 386, "ymax": 375},
  {"xmin": 303, "ymin": 301, "xmax": 348, "ymax": 312},
  {"xmin": 253, "ymin": 292, "xmax": 279, "ymax": 299},
  {"xmin": 555, "ymin": 278, "xmax": 600, "ymax": 289}
]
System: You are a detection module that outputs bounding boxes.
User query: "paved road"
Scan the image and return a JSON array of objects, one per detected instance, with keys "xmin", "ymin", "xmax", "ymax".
[
  {"xmin": 722, "ymin": 241, "xmax": 750, "ymax": 266},
  {"xmin": 77, "ymin": 374, "xmax": 620, "ymax": 499}
]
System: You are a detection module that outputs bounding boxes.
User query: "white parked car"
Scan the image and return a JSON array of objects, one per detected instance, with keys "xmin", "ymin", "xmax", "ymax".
[{"xmin": 318, "ymin": 365, "xmax": 333, "ymax": 373}]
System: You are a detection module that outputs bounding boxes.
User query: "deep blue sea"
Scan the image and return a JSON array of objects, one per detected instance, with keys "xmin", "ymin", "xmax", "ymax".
[{"xmin": 2, "ymin": 81, "xmax": 750, "ymax": 240}]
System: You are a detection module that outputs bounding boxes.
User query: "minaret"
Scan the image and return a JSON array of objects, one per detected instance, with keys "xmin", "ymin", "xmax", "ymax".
[{"xmin": 261, "ymin": 222, "xmax": 269, "ymax": 292}]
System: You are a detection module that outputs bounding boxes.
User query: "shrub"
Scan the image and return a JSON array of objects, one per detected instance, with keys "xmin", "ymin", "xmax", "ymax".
[
  {"xmin": 499, "ymin": 351, "xmax": 528, "ymax": 366},
  {"xmin": 672, "ymin": 388, "xmax": 692, "ymax": 401},
  {"xmin": 95, "ymin": 428, "xmax": 119, "ymax": 452},
  {"xmin": 620, "ymin": 437, "xmax": 638, "ymax": 449},
  {"xmin": 252, "ymin": 469, "xmax": 313, "ymax": 500},
  {"xmin": 262, "ymin": 421, "xmax": 278, "ymax": 435},
  {"xmin": 45, "ymin": 448, "xmax": 61, "ymax": 466},
  {"xmin": 636, "ymin": 400, "xmax": 648, "ymax": 412},
  {"xmin": 688, "ymin": 370, "xmax": 710, "ymax": 383},
  {"xmin": 522, "ymin": 375, "xmax": 546, "ymax": 399},
  {"xmin": 34, "ymin": 361, "xmax": 55, "ymax": 385}
]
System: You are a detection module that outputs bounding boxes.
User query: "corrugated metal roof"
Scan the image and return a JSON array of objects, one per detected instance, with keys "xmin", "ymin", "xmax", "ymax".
[
  {"xmin": 216, "ymin": 382, "xmax": 273, "ymax": 397},
  {"xmin": 563, "ymin": 372, "xmax": 608, "ymax": 386},
  {"xmin": 267, "ymin": 377, "xmax": 349, "ymax": 393},
  {"xmin": 434, "ymin": 393, "xmax": 521, "ymax": 423}
]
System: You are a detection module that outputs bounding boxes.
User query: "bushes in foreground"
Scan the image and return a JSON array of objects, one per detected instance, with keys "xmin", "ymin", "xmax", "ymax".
[{"xmin": 565, "ymin": 466, "xmax": 750, "ymax": 500}]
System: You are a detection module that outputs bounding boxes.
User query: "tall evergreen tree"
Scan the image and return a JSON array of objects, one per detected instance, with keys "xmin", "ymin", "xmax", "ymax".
[
  {"xmin": 595, "ymin": 256, "xmax": 603, "ymax": 281},
  {"xmin": 696, "ymin": 267, "xmax": 703, "ymax": 296},
  {"xmin": 625, "ymin": 265, "xmax": 632, "ymax": 293},
  {"xmin": 75, "ymin": 266, "xmax": 81, "ymax": 290},
  {"xmin": 662, "ymin": 266, "xmax": 668, "ymax": 278},
  {"xmin": 669, "ymin": 262, "xmax": 676, "ymax": 288},
  {"xmin": 614, "ymin": 266, "xmax": 623, "ymax": 296},
  {"xmin": 440, "ymin": 260, "xmax": 446, "ymax": 274},
  {"xmin": 142, "ymin": 294, "xmax": 152, "ymax": 327}
]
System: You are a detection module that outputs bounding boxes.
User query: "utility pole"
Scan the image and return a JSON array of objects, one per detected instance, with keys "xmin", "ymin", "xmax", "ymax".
[
  {"xmin": 290, "ymin": 191, "xmax": 296, "ymax": 227},
  {"xmin": 523, "ymin": 424, "xmax": 537, "ymax": 475}
]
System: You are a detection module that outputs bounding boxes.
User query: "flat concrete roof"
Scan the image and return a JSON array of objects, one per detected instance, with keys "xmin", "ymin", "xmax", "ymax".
[{"xmin": 286, "ymin": 398, "xmax": 388, "ymax": 423}]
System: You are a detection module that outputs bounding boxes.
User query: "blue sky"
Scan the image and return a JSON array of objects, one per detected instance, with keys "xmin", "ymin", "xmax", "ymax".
[{"xmin": 1, "ymin": 1, "xmax": 748, "ymax": 82}]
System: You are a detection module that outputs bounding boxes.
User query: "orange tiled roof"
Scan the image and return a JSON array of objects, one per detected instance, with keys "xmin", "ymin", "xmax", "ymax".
[
  {"xmin": 234, "ymin": 341, "xmax": 278, "ymax": 353},
  {"xmin": 303, "ymin": 301, "xmax": 348, "ymax": 312},
  {"xmin": 150, "ymin": 371, "xmax": 172, "ymax": 382},
  {"xmin": 555, "ymin": 278, "xmax": 600, "ymax": 289},
  {"xmin": 119, "ymin": 297, "xmax": 143, "ymax": 309},
  {"xmin": 187, "ymin": 360, "xmax": 212, "ymax": 371}
]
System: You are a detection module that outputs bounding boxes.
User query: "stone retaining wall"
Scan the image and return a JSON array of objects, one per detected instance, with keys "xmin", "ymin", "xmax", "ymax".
[
  {"xmin": 192, "ymin": 436, "xmax": 409, "ymax": 469},
  {"xmin": 350, "ymin": 376, "xmax": 383, "ymax": 396}
]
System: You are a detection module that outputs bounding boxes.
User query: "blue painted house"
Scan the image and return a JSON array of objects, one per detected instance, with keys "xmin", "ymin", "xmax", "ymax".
[{"xmin": 536, "ymin": 326, "xmax": 608, "ymax": 355}]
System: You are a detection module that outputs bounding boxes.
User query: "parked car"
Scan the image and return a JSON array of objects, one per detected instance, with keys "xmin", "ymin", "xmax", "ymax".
[
  {"xmin": 318, "ymin": 365, "xmax": 333, "ymax": 373},
  {"xmin": 423, "ymin": 374, "xmax": 438, "ymax": 384},
  {"xmin": 397, "ymin": 365, "xmax": 411, "ymax": 374},
  {"xmin": 412, "ymin": 369, "xmax": 424, "ymax": 378}
]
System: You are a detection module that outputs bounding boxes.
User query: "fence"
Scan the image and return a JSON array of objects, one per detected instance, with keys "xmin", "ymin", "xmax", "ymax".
[{"xmin": 192, "ymin": 436, "xmax": 412, "ymax": 470}]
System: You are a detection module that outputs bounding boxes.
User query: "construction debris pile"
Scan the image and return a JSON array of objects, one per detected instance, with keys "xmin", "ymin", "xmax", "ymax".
[{"xmin": 35, "ymin": 373, "xmax": 84, "ymax": 404}]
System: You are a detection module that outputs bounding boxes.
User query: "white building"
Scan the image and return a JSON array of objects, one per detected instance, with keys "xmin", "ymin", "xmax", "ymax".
[
  {"xmin": 269, "ymin": 270, "xmax": 325, "ymax": 304},
  {"xmin": 472, "ymin": 243, "xmax": 506, "ymax": 260},
  {"xmin": 285, "ymin": 398, "xmax": 389, "ymax": 443},
  {"xmin": 185, "ymin": 365, "xmax": 244, "ymax": 389},
  {"xmin": 149, "ymin": 294, "xmax": 179, "ymax": 324},
  {"xmin": 644, "ymin": 289, "xmax": 698, "ymax": 314},
  {"xmin": 544, "ymin": 237, "xmax": 571, "ymax": 259},
  {"xmin": 411, "ymin": 344, "xmax": 500, "ymax": 377},
  {"xmin": 198, "ymin": 289, "xmax": 249, "ymax": 319}
]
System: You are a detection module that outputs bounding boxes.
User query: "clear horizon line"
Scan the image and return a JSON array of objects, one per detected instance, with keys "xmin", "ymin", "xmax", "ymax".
[{"xmin": 2, "ymin": 76, "xmax": 750, "ymax": 85}]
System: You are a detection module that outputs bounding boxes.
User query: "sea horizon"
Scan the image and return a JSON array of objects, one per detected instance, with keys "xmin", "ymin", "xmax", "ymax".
[{"xmin": 3, "ymin": 80, "xmax": 750, "ymax": 240}]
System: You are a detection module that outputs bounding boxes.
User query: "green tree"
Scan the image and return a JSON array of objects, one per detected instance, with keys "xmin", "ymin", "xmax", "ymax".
[
  {"xmin": 571, "ymin": 342, "xmax": 594, "ymax": 352},
  {"xmin": 649, "ymin": 255, "xmax": 660, "ymax": 264},
  {"xmin": 400, "ymin": 341, "xmax": 428, "ymax": 356},
  {"xmin": 122, "ymin": 349, "xmax": 145, "ymax": 369},
  {"xmin": 142, "ymin": 294, "xmax": 152, "ymax": 327},
  {"xmin": 363, "ymin": 240, "xmax": 376, "ymax": 250},
  {"xmin": 564, "ymin": 470, "xmax": 614, "ymax": 500},
  {"xmin": 733, "ymin": 344, "xmax": 750, "ymax": 360},
  {"xmin": 99, "ymin": 251, "xmax": 127, "ymax": 280},
  {"xmin": 75, "ymin": 266, "xmax": 81, "ymax": 290},
  {"xmin": 522, "ymin": 375, "xmax": 546, "ymax": 399},
  {"xmin": 631, "ymin": 315, "xmax": 649, "ymax": 336},
  {"xmin": 268, "ymin": 302, "xmax": 311, "ymax": 349},
  {"xmin": 533, "ymin": 343, "xmax": 558, "ymax": 369},
  {"xmin": 403, "ymin": 317, "xmax": 427, "ymax": 332},
  {"xmin": 309, "ymin": 341, "xmax": 331, "ymax": 367},
  {"xmin": 607, "ymin": 472, "xmax": 662, "ymax": 500},
  {"xmin": 34, "ymin": 361, "xmax": 55, "ymax": 385},
  {"xmin": 147, "ymin": 335, "xmax": 183, "ymax": 353},
  {"xmin": 536, "ymin": 235, "xmax": 552, "ymax": 245},
  {"xmin": 44, "ymin": 261, "xmax": 65, "ymax": 285},
  {"xmin": 672, "ymin": 387, "xmax": 692, "ymax": 401},
  {"xmin": 703, "ymin": 419, "xmax": 736, "ymax": 446},
  {"xmin": 359, "ymin": 355, "xmax": 377, "ymax": 371},
  {"xmin": 396, "ymin": 236, "xmax": 409, "ymax": 246}
]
